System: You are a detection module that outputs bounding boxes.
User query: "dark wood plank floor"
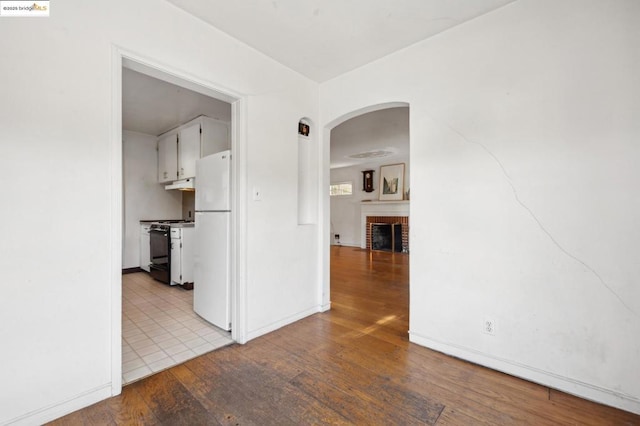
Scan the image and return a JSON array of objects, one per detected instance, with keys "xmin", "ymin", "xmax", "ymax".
[{"xmin": 50, "ymin": 246, "xmax": 640, "ymax": 425}]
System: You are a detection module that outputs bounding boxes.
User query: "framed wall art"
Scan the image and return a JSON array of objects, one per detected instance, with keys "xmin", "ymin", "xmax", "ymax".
[
  {"xmin": 298, "ymin": 121, "xmax": 310, "ymax": 137},
  {"xmin": 379, "ymin": 163, "xmax": 405, "ymax": 201}
]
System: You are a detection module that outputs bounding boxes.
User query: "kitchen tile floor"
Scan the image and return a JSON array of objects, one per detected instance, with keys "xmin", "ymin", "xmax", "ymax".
[{"xmin": 122, "ymin": 272, "xmax": 233, "ymax": 385}]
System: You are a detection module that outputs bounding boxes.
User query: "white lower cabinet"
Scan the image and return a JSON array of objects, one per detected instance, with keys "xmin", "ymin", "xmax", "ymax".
[
  {"xmin": 140, "ymin": 224, "xmax": 151, "ymax": 272},
  {"xmin": 170, "ymin": 227, "xmax": 194, "ymax": 285}
]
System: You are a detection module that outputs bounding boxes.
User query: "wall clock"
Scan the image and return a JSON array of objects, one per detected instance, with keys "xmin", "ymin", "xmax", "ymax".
[{"xmin": 362, "ymin": 170, "xmax": 374, "ymax": 192}]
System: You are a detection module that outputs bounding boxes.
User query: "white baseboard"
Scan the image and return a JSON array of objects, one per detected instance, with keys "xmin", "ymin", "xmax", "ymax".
[
  {"xmin": 319, "ymin": 302, "xmax": 331, "ymax": 312},
  {"xmin": 5, "ymin": 384, "xmax": 112, "ymax": 426},
  {"xmin": 246, "ymin": 305, "xmax": 323, "ymax": 342},
  {"xmin": 409, "ymin": 331, "xmax": 640, "ymax": 416},
  {"xmin": 332, "ymin": 242, "xmax": 360, "ymax": 247}
]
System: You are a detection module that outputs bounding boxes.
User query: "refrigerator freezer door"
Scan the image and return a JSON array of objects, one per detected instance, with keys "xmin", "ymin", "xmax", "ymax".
[
  {"xmin": 196, "ymin": 150, "xmax": 231, "ymax": 211},
  {"xmin": 194, "ymin": 211, "xmax": 231, "ymax": 330}
]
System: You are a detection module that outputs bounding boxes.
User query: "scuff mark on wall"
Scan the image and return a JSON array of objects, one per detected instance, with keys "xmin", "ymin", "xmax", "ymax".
[{"xmin": 439, "ymin": 119, "xmax": 638, "ymax": 319}]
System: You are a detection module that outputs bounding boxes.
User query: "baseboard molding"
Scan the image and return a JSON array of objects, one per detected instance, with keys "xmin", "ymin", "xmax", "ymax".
[
  {"xmin": 409, "ymin": 331, "xmax": 640, "ymax": 416},
  {"xmin": 246, "ymin": 305, "xmax": 323, "ymax": 342},
  {"xmin": 122, "ymin": 267, "xmax": 143, "ymax": 274},
  {"xmin": 5, "ymin": 383, "xmax": 112, "ymax": 425},
  {"xmin": 319, "ymin": 302, "xmax": 331, "ymax": 312},
  {"xmin": 332, "ymin": 242, "xmax": 360, "ymax": 248}
]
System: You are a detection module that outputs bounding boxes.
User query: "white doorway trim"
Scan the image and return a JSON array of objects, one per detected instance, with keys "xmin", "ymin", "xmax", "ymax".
[{"xmin": 110, "ymin": 45, "xmax": 248, "ymax": 396}]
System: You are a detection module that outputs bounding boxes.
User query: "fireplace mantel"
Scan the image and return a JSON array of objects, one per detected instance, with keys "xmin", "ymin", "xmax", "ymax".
[
  {"xmin": 361, "ymin": 200, "xmax": 409, "ymax": 205},
  {"xmin": 360, "ymin": 201, "xmax": 409, "ymax": 249}
]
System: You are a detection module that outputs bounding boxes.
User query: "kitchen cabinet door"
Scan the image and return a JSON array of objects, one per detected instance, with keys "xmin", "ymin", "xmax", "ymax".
[
  {"xmin": 181, "ymin": 227, "xmax": 195, "ymax": 284},
  {"xmin": 201, "ymin": 117, "xmax": 229, "ymax": 157},
  {"xmin": 178, "ymin": 122, "xmax": 200, "ymax": 180},
  {"xmin": 171, "ymin": 236, "xmax": 182, "ymax": 284},
  {"xmin": 140, "ymin": 224, "xmax": 151, "ymax": 272},
  {"xmin": 158, "ymin": 132, "xmax": 178, "ymax": 183}
]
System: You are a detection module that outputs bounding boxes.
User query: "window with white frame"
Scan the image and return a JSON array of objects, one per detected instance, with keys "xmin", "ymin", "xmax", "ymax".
[{"xmin": 330, "ymin": 181, "xmax": 353, "ymax": 196}]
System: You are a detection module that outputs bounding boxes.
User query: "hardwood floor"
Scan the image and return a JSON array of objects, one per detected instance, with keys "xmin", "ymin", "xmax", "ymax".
[{"xmin": 50, "ymin": 246, "xmax": 639, "ymax": 425}]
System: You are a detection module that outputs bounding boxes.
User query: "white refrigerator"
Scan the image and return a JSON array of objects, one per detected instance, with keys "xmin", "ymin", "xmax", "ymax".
[{"xmin": 194, "ymin": 150, "xmax": 231, "ymax": 331}]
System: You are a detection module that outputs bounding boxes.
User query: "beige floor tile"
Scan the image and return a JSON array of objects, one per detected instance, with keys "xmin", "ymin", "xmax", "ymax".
[
  {"xmin": 122, "ymin": 272, "xmax": 232, "ymax": 385},
  {"xmin": 171, "ymin": 349, "xmax": 197, "ymax": 364},
  {"xmin": 134, "ymin": 343, "xmax": 161, "ymax": 356},
  {"xmin": 183, "ymin": 337, "xmax": 207, "ymax": 349},
  {"xmin": 122, "ymin": 358, "xmax": 145, "ymax": 373},
  {"xmin": 123, "ymin": 365, "xmax": 152, "ymax": 383},
  {"xmin": 148, "ymin": 357, "xmax": 176, "ymax": 373},
  {"xmin": 163, "ymin": 343, "xmax": 189, "ymax": 356},
  {"xmin": 142, "ymin": 350, "xmax": 169, "ymax": 365},
  {"xmin": 192, "ymin": 342, "xmax": 215, "ymax": 355}
]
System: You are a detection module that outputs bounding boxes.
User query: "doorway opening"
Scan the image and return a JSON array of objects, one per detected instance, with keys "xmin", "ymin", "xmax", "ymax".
[
  {"xmin": 326, "ymin": 103, "xmax": 410, "ymax": 341},
  {"xmin": 112, "ymin": 51, "xmax": 246, "ymax": 391}
]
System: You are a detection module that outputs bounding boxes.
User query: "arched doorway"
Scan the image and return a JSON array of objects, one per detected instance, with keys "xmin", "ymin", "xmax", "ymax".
[{"xmin": 321, "ymin": 102, "xmax": 411, "ymax": 339}]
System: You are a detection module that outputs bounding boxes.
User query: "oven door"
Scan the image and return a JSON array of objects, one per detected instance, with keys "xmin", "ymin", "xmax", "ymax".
[
  {"xmin": 150, "ymin": 229, "xmax": 169, "ymax": 265},
  {"xmin": 149, "ymin": 228, "xmax": 170, "ymax": 283}
]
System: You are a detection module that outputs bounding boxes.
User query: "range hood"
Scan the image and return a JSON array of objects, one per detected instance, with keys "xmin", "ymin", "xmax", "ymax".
[{"xmin": 165, "ymin": 178, "xmax": 195, "ymax": 191}]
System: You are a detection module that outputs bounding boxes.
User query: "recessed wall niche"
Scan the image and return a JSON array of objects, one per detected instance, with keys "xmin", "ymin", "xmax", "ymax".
[{"xmin": 298, "ymin": 118, "xmax": 317, "ymax": 224}]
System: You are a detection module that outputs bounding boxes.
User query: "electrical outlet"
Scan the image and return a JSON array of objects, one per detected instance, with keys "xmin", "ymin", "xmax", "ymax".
[{"xmin": 483, "ymin": 317, "xmax": 496, "ymax": 335}]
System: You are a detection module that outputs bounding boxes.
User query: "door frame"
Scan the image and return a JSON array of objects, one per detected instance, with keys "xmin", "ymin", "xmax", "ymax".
[{"xmin": 110, "ymin": 46, "xmax": 248, "ymax": 395}]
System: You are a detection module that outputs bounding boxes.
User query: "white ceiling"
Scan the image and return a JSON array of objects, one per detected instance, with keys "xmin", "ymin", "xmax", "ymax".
[
  {"xmin": 122, "ymin": 68, "xmax": 231, "ymax": 136},
  {"xmin": 165, "ymin": 0, "xmax": 517, "ymax": 82},
  {"xmin": 125, "ymin": 1, "xmax": 515, "ymax": 162},
  {"xmin": 331, "ymin": 106, "xmax": 409, "ymax": 169}
]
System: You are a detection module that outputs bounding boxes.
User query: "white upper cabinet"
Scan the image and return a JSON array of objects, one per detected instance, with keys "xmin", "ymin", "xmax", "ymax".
[
  {"xmin": 201, "ymin": 117, "xmax": 229, "ymax": 158},
  {"xmin": 158, "ymin": 116, "xmax": 229, "ymax": 184},
  {"xmin": 158, "ymin": 131, "xmax": 178, "ymax": 183},
  {"xmin": 178, "ymin": 122, "xmax": 201, "ymax": 180}
]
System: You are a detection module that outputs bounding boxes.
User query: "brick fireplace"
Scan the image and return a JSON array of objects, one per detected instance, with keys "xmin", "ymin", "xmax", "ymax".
[
  {"xmin": 366, "ymin": 216, "xmax": 409, "ymax": 251},
  {"xmin": 360, "ymin": 201, "xmax": 410, "ymax": 252}
]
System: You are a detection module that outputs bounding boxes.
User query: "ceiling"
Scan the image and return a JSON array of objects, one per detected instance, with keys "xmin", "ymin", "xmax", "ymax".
[
  {"xmin": 165, "ymin": 0, "xmax": 517, "ymax": 82},
  {"xmin": 331, "ymin": 107, "xmax": 409, "ymax": 169},
  {"xmin": 125, "ymin": 1, "xmax": 515, "ymax": 162},
  {"xmin": 122, "ymin": 68, "xmax": 231, "ymax": 136}
]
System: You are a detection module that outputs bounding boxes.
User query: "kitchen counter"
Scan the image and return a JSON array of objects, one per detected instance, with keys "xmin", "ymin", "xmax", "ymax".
[
  {"xmin": 141, "ymin": 220, "xmax": 195, "ymax": 228},
  {"xmin": 139, "ymin": 219, "xmax": 184, "ymax": 223},
  {"xmin": 169, "ymin": 222, "xmax": 195, "ymax": 228}
]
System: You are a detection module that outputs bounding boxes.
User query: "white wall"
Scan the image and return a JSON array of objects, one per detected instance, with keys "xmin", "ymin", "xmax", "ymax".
[
  {"xmin": 320, "ymin": 0, "xmax": 640, "ymax": 414},
  {"xmin": 122, "ymin": 131, "xmax": 182, "ymax": 269},
  {"xmin": 182, "ymin": 191, "xmax": 196, "ymax": 221},
  {"xmin": 330, "ymin": 159, "xmax": 410, "ymax": 247},
  {"xmin": 0, "ymin": 1, "xmax": 319, "ymax": 424}
]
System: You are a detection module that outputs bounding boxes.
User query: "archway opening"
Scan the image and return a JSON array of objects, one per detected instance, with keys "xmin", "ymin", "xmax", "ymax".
[{"xmin": 323, "ymin": 102, "xmax": 411, "ymax": 341}]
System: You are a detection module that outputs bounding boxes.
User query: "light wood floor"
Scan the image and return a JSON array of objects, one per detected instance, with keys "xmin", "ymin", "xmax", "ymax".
[{"xmin": 50, "ymin": 246, "xmax": 639, "ymax": 425}]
